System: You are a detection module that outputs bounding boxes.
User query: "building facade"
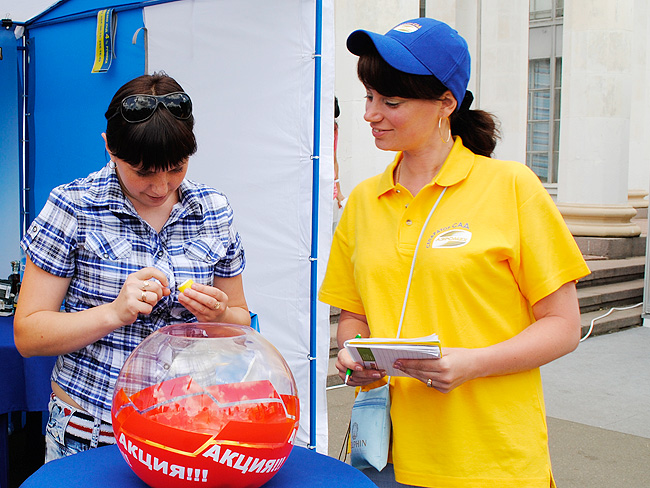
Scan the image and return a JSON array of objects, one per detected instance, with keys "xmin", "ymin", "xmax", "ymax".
[{"xmin": 334, "ymin": 0, "xmax": 649, "ymax": 236}]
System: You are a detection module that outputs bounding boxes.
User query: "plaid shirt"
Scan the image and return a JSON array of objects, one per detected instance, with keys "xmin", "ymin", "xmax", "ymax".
[{"xmin": 21, "ymin": 163, "xmax": 245, "ymax": 422}]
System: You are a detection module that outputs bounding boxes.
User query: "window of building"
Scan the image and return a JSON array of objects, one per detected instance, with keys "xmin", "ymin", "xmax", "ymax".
[
  {"xmin": 530, "ymin": 0, "xmax": 564, "ymax": 21},
  {"xmin": 527, "ymin": 0, "xmax": 563, "ymax": 185}
]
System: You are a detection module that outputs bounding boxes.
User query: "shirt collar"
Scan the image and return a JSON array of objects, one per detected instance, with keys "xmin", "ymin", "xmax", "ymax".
[
  {"xmin": 81, "ymin": 163, "xmax": 204, "ymax": 218},
  {"xmin": 376, "ymin": 137, "xmax": 476, "ymax": 198},
  {"xmin": 81, "ymin": 163, "xmax": 131, "ymax": 212}
]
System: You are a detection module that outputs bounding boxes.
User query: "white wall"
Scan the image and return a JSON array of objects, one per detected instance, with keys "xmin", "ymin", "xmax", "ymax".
[
  {"xmin": 333, "ymin": 0, "xmax": 420, "ymax": 207},
  {"xmin": 145, "ymin": 0, "xmax": 334, "ymax": 453}
]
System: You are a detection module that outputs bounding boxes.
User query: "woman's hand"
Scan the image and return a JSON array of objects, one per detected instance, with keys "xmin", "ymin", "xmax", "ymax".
[
  {"xmin": 178, "ymin": 281, "xmax": 231, "ymax": 322},
  {"xmin": 395, "ymin": 282, "xmax": 582, "ymax": 393},
  {"xmin": 15, "ymin": 260, "xmax": 173, "ymax": 357},
  {"xmin": 394, "ymin": 348, "xmax": 478, "ymax": 394},
  {"xmin": 336, "ymin": 347, "xmax": 386, "ymax": 387},
  {"xmin": 109, "ymin": 267, "xmax": 170, "ymax": 326},
  {"xmin": 335, "ymin": 309, "xmax": 382, "ymax": 386}
]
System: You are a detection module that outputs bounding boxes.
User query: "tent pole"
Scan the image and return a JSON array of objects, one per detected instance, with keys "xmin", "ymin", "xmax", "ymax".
[{"xmin": 308, "ymin": 0, "xmax": 323, "ymax": 451}]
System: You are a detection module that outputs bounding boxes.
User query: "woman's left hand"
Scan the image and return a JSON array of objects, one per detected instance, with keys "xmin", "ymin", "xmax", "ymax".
[
  {"xmin": 178, "ymin": 281, "xmax": 229, "ymax": 322},
  {"xmin": 393, "ymin": 347, "xmax": 478, "ymax": 394},
  {"xmin": 395, "ymin": 283, "xmax": 583, "ymax": 394}
]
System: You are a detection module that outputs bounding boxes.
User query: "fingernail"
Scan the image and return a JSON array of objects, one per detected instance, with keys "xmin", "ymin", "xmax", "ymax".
[{"xmin": 394, "ymin": 361, "xmax": 402, "ymax": 370}]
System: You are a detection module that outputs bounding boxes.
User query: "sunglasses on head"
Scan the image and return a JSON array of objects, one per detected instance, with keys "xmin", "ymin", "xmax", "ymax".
[{"xmin": 109, "ymin": 92, "xmax": 193, "ymax": 123}]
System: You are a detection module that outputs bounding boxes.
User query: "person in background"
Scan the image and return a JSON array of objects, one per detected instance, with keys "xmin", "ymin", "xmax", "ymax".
[
  {"xmin": 14, "ymin": 72, "xmax": 250, "ymax": 462},
  {"xmin": 319, "ymin": 18, "xmax": 590, "ymax": 488},
  {"xmin": 334, "ymin": 96, "xmax": 346, "ymax": 209}
]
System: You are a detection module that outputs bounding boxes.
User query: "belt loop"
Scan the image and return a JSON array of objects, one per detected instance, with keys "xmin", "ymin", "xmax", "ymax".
[{"xmin": 90, "ymin": 418, "xmax": 101, "ymax": 448}]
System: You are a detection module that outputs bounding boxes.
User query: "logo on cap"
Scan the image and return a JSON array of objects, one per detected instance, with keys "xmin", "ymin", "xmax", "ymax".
[{"xmin": 393, "ymin": 22, "xmax": 421, "ymax": 34}]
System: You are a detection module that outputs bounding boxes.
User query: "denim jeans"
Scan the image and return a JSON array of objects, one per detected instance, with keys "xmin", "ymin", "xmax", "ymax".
[{"xmin": 45, "ymin": 393, "xmax": 114, "ymax": 463}]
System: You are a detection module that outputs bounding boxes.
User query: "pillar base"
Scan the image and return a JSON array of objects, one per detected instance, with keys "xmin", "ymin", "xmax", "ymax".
[
  {"xmin": 573, "ymin": 235, "xmax": 646, "ymax": 259},
  {"xmin": 557, "ymin": 203, "xmax": 641, "ymax": 237},
  {"xmin": 628, "ymin": 189, "xmax": 648, "ymax": 219},
  {"xmin": 628, "ymin": 189, "xmax": 648, "ymax": 207}
]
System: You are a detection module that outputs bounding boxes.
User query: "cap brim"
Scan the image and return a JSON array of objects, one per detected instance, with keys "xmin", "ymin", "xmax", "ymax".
[{"xmin": 347, "ymin": 29, "xmax": 432, "ymax": 76}]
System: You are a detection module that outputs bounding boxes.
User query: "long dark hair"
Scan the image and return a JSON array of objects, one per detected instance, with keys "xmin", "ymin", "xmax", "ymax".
[
  {"xmin": 104, "ymin": 72, "xmax": 197, "ymax": 171},
  {"xmin": 357, "ymin": 51, "xmax": 499, "ymax": 157}
]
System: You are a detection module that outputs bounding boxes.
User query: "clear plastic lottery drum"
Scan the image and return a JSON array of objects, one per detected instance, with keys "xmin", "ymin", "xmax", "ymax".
[{"xmin": 111, "ymin": 323, "xmax": 300, "ymax": 488}]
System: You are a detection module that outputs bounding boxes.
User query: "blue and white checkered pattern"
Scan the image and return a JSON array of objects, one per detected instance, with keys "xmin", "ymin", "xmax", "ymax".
[{"xmin": 21, "ymin": 163, "xmax": 245, "ymax": 422}]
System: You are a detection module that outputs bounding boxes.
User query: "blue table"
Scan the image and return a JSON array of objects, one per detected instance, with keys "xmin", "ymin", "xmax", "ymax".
[
  {"xmin": 20, "ymin": 444, "xmax": 377, "ymax": 487},
  {"xmin": 0, "ymin": 316, "xmax": 56, "ymax": 488}
]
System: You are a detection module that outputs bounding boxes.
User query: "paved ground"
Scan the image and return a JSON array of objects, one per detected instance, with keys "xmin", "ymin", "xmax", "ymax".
[{"xmin": 326, "ymin": 325, "xmax": 650, "ymax": 488}]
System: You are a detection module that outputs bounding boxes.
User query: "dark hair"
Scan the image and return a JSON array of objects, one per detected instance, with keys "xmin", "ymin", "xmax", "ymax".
[
  {"xmin": 104, "ymin": 72, "xmax": 197, "ymax": 171},
  {"xmin": 357, "ymin": 51, "xmax": 499, "ymax": 157}
]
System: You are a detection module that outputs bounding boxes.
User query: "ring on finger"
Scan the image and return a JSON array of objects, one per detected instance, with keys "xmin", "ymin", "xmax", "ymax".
[
  {"xmin": 142, "ymin": 280, "xmax": 150, "ymax": 290},
  {"xmin": 140, "ymin": 291, "xmax": 148, "ymax": 303},
  {"xmin": 213, "ymin": 301, "xmax": 221, "ymax": 310},
  {"xmin": 426, "ymin": 378, "xmax": 434, "ymax": 388}
]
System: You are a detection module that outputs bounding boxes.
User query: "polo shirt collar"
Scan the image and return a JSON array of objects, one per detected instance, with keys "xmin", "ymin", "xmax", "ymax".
[{"xmin": 376, "ymin": 137, "xmax": 476, "ymax": 197}]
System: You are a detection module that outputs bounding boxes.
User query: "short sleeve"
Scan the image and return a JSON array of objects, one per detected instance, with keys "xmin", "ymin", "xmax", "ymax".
[
  {"xmin": 204, "ymin": 192, "xmax": 246, "ymax": 278},
  {"xmin": 515, "ymin": 171, "xmax": 590, "ymax": 305},
  {"xmin": 21, "ymin": 187, "xmax": 78, "ymax": 278},
  {"xmin": 318, "ymin": 204, "xmax": 366, "ymax": 315},
  {"xmin": 215, "ymin": 221, "xmax": 246, "ymax": 277}
]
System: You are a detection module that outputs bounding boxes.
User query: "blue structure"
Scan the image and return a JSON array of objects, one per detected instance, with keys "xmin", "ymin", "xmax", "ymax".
[{"xmin": 0, "ymin": 25, "xmax": 22, "ymax": 276}]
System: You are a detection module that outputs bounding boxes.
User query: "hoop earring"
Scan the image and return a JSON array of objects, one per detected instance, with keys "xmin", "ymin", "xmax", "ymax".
[{"xmin": 438, "ymin": 117, "xmax": 451, "ymax": 144}]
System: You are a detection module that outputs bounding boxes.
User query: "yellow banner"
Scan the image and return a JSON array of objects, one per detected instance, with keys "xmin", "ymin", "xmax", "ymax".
[{"xmin": 92, "ymin": 9, "xmax": 117, "ymax": 73}]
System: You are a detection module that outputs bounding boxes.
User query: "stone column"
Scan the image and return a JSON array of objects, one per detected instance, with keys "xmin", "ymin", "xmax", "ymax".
[
  {"xmin": 556, "ymin": 0, "xmax": 641, "ymax": 237},
  {"xmin": 628, "ymin": 0, "xmax": 650, "ymax": 218},
  {"xmin": 427, "ymin": 0, "xmax": 528, "ymax": 163}
]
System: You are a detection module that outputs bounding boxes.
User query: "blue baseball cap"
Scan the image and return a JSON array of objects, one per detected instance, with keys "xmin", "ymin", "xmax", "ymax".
[{"xmin": 347, "ymin": 18, "xmax": 470, "ymax": 111}]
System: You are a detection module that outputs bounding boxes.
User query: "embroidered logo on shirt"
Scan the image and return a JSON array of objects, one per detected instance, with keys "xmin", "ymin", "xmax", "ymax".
[{"xmin": 428, "ymin": 229, "xmax": 472, "ymax": 248}]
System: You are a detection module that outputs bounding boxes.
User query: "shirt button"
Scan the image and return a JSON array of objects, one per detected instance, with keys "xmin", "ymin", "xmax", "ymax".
[
  {"xmin": 406, "ymin": 220, "xmax": 413, "ymax": 225},
  {"xmin": 396, "ymin": 189, "xmax": 401, "ymax": 193},
  {"xmin": 157, "ymin": 250, "xmax": 164, "ymax": 258},
  {"xmin": 103, "ymin": 253, "xmax": 109, "ymax": 259}
]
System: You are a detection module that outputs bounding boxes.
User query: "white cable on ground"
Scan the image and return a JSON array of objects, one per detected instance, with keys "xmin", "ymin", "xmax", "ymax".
[{"xmin": 580, "ymin": 302, "xmax": 643, "ymax": 342}]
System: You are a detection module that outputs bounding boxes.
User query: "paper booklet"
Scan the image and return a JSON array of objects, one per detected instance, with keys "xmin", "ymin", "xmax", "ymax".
[{"xmin": 344, "ymin": 334, "xmax": 442, "ymax": 378}]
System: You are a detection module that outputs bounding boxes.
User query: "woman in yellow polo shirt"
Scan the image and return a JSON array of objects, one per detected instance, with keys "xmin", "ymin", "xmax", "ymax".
[{"xmin": 319, "ymin": 17, "xmax": 590, "ymax": 488}]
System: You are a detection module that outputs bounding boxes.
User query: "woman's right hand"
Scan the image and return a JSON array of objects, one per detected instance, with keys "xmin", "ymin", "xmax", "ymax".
[
  {"xmin": 15, "ymin": 260, "xmax": 173, "ymax": 357},
  {"xmin": 336, "ymin": 347, "xmax": 386, "ymax": 387},
  {"xmin": 109, "ymin": 267, "xmax": 171, "ymax": 326}
]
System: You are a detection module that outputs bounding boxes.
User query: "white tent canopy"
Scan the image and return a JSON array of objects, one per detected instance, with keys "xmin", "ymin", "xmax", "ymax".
[{"xmin": 145, "ymin": 0, "xmax": 335, "ymax": 451}]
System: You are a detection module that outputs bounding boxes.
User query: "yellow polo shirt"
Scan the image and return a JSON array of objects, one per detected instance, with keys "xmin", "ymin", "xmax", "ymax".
[{"xmin": 319, "ymin": 138, "xmax": 590, "ymax": 488}]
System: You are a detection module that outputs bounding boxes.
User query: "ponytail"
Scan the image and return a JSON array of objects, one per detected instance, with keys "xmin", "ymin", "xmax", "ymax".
[{"xmin": 450, "ymin": 91, "xmax": 500, "ymax": 157}]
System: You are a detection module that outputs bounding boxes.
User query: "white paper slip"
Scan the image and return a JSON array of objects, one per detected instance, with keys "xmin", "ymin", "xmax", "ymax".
[{"xmin": 344, "ymin": 334, "xmax": 442, "ymax": 378}]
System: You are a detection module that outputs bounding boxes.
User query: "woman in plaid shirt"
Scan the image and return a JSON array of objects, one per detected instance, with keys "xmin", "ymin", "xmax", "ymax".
[{"xmin": 15, "ymin": 73, "xmax": 250, "ymax": 462}]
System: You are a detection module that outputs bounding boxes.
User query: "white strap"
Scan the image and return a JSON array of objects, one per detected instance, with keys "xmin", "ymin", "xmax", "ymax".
[
  {"xmin": 396, "ymin": 186, "xmax": 447, "ymax": 339},
  {"xmin": 388, "ymin": 186, "xmax": 447, "ymax": 384}
]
